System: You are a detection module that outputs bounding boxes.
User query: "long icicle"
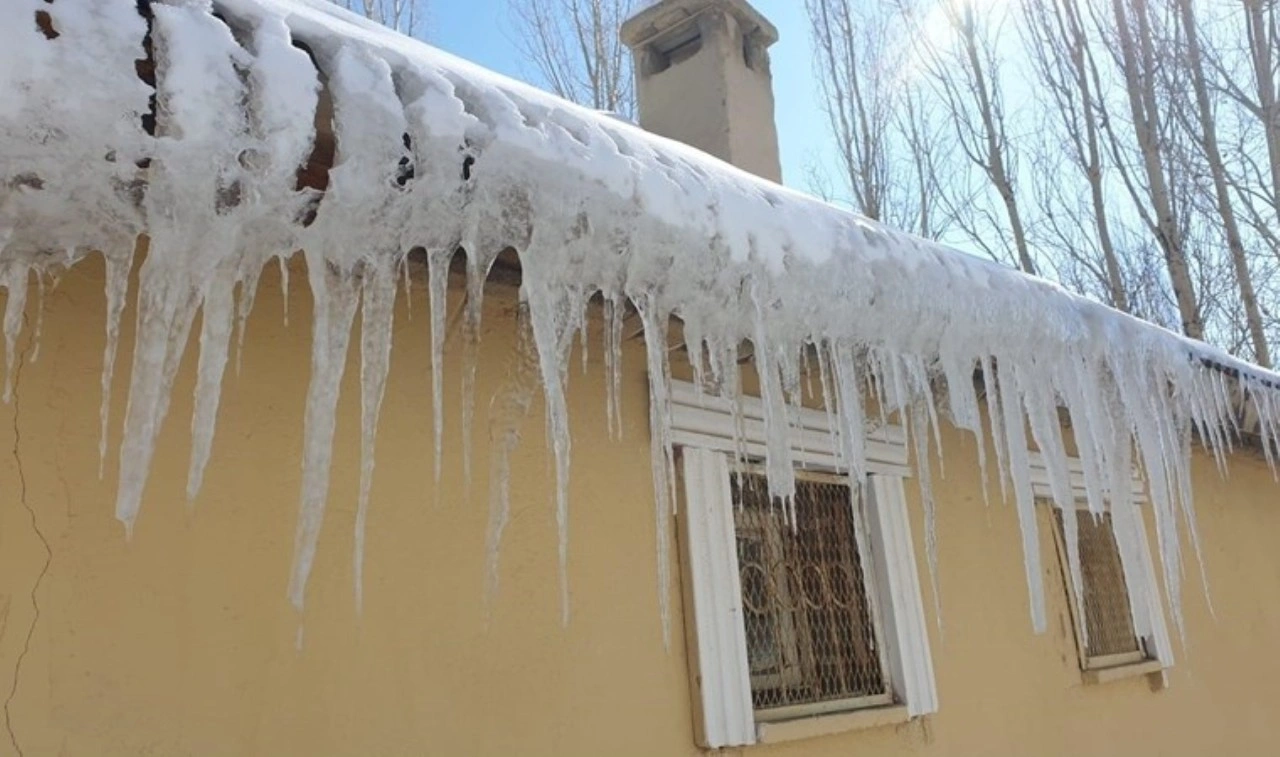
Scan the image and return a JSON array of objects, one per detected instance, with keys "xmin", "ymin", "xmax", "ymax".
[
  {"xmin": 636, "ymin": 296, "xmax": 676, "ymax": 648},
  {"xmin": 187, "ymin": 268, "xmax": 237, "ymax": 502},
  {"xmin": 98, "ymin": 246, "xmax": 133, "ymax": 479},
  {"xmin": 484, "ymin": 302, "xmax": 538, "ymax": 609},
  {"xmin": 354, "ymin": 256, "xmax": 398, "ymax": 613},
  {"xmin": 427, "ymin": 248, "xmax": 449, "ymax": 490},
  {"xmin": 288, "ymin": 263, "xmax": 359, "ymax": 610}
]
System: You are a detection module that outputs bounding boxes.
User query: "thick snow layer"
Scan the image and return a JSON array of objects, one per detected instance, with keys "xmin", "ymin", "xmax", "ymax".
[{"xmin": 2, "ymin": 0, "xmax": 1278, "ymax": 643}]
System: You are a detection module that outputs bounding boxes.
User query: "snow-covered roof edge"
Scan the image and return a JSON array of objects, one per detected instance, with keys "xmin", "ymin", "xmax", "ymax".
[{"xmin": 2, "ymin": 0, "xmax": 1277, "ymax": 648}]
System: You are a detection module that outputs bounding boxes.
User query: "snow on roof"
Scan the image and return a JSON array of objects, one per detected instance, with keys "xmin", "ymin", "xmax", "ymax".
[{"xmin": 2, "ymin": 0, "xmax": 1277, "ymax": 645}]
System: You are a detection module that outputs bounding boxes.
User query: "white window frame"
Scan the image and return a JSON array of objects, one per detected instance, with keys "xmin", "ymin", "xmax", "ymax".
[
  {"xmin": 1026, "ymin": 454, "xmax": 1175, "ymax": 682},
  {"xmin": 671, "ymin": 381, "xmax": 937, "ymax": 749}
]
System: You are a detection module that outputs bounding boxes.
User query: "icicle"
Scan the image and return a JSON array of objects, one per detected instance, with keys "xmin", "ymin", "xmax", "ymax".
[
  {"xmin": 686, "ymin": 317, "xmax": 708, "ymax": 398},
  {"xmin": 779, "ymin": 345, "xmax": 806, "ymax": 463},
  {"xmin": 579, "ymin": 300, "xmax": 590, "ymax": 375},
  {"xmin": 400, "ymin": 254, "xmax": 413, "ymax": 319},
  {"xmin": 993, "ymin": 362, "xmax": 1047, "ymax": 632},
  {"xmin": 1206, "ymin": 368, "xmax": 1237, "ymax": 457},
  {"xmin": 832, "ymin": 343, "xmax": 867, "ymax": 485},
  {"xmin": 288, "ymin": 265, "xmax": 359, "ymax": 610},
  {"xmin": 603, "ymin": 291, "xmax": 624, "ymax": 440},
  {"xmin": 286, "ymin": 36, "xmax": 408, "ymax": 609},
  {"xmin": 2, "ymin": 264, "xmax": 29, "ymax": 403},
  {"xmin": 460, "ymin": 252, "xmax": 494, "ymax": 494},
  {"xmin": 748, "ymin": 279, "xmax": 795, "ymax": 520},
  {"xmin": 484, "ymin": 303, "xmax": 538, "ymax": 606},
  {"xmin": 942, "ymin": 347, "xmax": 988, "ymax": 502},
  {"xmin": 908, "ymin": 400, "xmax": 943, "ymax": 629},
  {"xmin": 905, "ymin": 354, "xmax": 944, "ymax": 479},
  {"xmin": 981, "ymin": 355, "xmax": 1010, "ymax": 505},
  {"xmin": 354, "ymin": 257, "xmax": 398, "ymax": 613},
  {"xmin": 426, "ymin": 248, "xmax": 449, "ymax": 489},
  {"xmin": 114, "ymin": 0, "xmax": 253, "ymax": 532},
  {"xmin": 814, "ymin": 341, "xmax": 839, "ymax": 456},
  {"xmin": 115, "ymin": 276, "xmax": 203, "ymax": 534},
  {"xmin": 1059, "ymin": 502, "xmax": 1087, "ymax": 648},
  {"xmin": 866, "ymin": 351, "xmax": 893, "ymax": 437},
  {"xmin": 847, "ymin": 461, "xmax": 884, "ymax": 666},
  {"xmin": 279, "ymin": 257, "xmax": 290, "ymax": 327},
  {"xmin": 524, "ymin": 279, "xmax": 585, "ymax": 626},
  {"xmin": 940, "ymin": 350, "xmax": 981, "ymax": 435},
  {"xmin": 1116, "ymin": 359, "xmax": 1189, "ymax": 640},
  {"xmin": 1058, "ymin": 357, "xmax": 1110, "ymax": 518},
  {"xmin": 99, "ymin": 247, "xmax": 132, "ymax": 479},
  {"xmin": 636, "ymin": 296, "xmax": 677, "ymax": 648},
  {"xmin": 234, "ymin": 263, "xmax": 263, "ymax": 378},
  {"xmin": 187, "ymin": 269, "xmax": 236, "ymax": 501},
  {"xmin": 28, "ymin": 272, "xmax": 45, "ymax": 363},
  {"xmin": 722, "ymin": 340, "xmax": 751, "ymax": 474},
  {"xmin": 799, "ymin": 341, "xmax": 815, "ymax": 404},
  {"xmin": 1107, "ymin": 419, "xmax": 1153, "ymax": 642},
  {"xmin": 1020, "ymin": 364, "xmax": 1075, "ymax": 512},
  {"xmin": 1173, "ymin": 409, "xmax": 1214, "ymax": 617}
]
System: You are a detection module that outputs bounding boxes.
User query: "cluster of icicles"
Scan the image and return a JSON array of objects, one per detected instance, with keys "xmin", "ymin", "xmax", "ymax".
[{"xmin": 3, "ymin": 0, "xmax": 1278, "ymax": 647}]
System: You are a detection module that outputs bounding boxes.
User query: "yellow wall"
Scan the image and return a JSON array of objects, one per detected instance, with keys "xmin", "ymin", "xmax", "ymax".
[{"xmin": 0, "ymin": 256, "xmax": 1277, "ymax": 756}]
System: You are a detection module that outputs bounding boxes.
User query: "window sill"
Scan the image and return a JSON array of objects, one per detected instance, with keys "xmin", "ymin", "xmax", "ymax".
[
  {"xmin": 1082, "ymin": 659, "xmax": 1164, "ymax": 686},
  {"xmin": 755, "ymin": 705, "xmax": 911, "ymax": 745}
]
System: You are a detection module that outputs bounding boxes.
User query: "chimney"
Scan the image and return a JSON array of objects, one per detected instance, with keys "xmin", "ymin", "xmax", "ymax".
[{"xmin": 621, "ymin": 0, "xmax": 782, "ymax": 183}]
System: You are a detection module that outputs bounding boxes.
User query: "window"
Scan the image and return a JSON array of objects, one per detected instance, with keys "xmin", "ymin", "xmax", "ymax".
[
  {"xmin": 1026, "ymin": 451, "xmax": 1175, "ymax": 683},
  {"xmin": 733, "ymin": 470, "xmax": 891, "ymax": 719},
  {"xmin": 1052, "ymin": 509, "xmax": 1148, "ymax": 669},
  {"xmin": 671, "ymin": 381, "xmax": 936, "ymax": 749}
]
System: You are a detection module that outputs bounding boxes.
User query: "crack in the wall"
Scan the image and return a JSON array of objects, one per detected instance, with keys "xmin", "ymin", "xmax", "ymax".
[{"xmin": 3, "ymin": 317, "xmax": 52, "ymax": 757}]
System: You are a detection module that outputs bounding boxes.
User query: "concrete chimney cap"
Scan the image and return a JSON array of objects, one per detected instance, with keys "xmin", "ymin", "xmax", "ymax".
[{"xmin": 620, "ymin": 0, "xmax": 779, "ymax": 49}]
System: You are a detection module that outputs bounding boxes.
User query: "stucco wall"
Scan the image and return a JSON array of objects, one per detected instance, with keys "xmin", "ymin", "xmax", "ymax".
[{"xmin": 0, "ymin": 257, "xmax": 1276, "ymax": 755}]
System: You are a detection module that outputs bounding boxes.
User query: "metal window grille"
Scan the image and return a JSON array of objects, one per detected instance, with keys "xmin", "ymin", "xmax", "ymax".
[
  {"xmin": 1053, "ymin": 509, "xmax": 1146, "ymax": 667},
  {"xmin": 731, "ymin": 470, "xmax": 891, "ymax": 720}
]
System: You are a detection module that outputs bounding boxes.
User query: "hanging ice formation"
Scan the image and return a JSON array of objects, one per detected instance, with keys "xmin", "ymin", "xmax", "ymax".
[{"xmin": 3, "ymin": 0, "xmax": 1279, "ymax": 643}]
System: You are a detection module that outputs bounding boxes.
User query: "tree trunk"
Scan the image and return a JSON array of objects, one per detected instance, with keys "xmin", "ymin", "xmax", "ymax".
[
  {"xmin": 959, "ymin": 6, "xmax": 1037, "ymax": 276},
  {"xmin": 1108, "ymin": 0, "xmax": 1203, "ymax": 338},
  {"xmin": 1178, "ymin": 0, "xmax": 1271, "ymax": 365},
  {"xmin": 1243, "ymin": 0, "xmax": 1280, "ymax": 215}
]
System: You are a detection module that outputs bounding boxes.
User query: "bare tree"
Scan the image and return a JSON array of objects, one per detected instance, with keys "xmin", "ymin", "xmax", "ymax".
[
  {"xmin": 806, "ymin": 0, "xmax": 953, "ymax": 238},
  {"xmin": 1244, "ymin": 0, "xmax": 1280, "ymax": 208},
  {"xmin": 508, "ymin": 0, "xmax": 636, "ymax": 118},
  {"xmin": 1171, "ymin": 0, "xmax": 1270, "ymax": 365},
  {"xmin": 1227, "ymin": 0, "xmax": 1280, "ymax": 218},
  {"xmin": 898, "ymin": 83, "xmax": 958, "ymax": 240},
  {"xmin": 910, "ymin": 0, "xmax": 1039, "ymax": 275},
  {"xmin": 808, "ymin": 0, "xmax": 892, "ymax": 221},
  {"xmin": 1201, "ymin": 1, "xmax": 1280, "ymax": 264},
  {"xmin": 331, "ymin": 0, "xmax": 428, "ymax": 37},
  {"xmin": 1091, "ymin": 0, "xmax": 1204, "ymax": 339},
  {"xmin": 1024, "ymin": 0, "xmax": 1129, "ymax": 310},
  {"xmin": 797, "ymin": 0, "xmax": 1271, "ymax": 360}
]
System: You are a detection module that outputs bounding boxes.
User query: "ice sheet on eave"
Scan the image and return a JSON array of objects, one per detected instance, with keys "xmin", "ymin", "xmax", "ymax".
[
  {"xmin": 261, "ymin": 1, "xmax": 1279, "ymax": 380},
  {"xmin": 2, "ymin": 0, "xmax": 1278, "ymax": 650}
]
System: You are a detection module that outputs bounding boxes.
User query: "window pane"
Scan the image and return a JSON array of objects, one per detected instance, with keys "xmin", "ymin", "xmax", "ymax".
[
  {"xmin": 737, "ymin": 531, "xmax": 785, "ymax": 678},
  {"xmin": 1056, "ymin": 510, "xmax": 1142, "ymax": 659},
  {"xmin": 731, "ymin": 472, "xmax": 887, "ymax": 713}
]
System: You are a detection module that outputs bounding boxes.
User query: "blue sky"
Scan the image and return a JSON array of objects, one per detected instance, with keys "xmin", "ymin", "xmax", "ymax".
[{"xmin": 425, "ymin": 0, "xmax": 830, "ymax": 190}]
